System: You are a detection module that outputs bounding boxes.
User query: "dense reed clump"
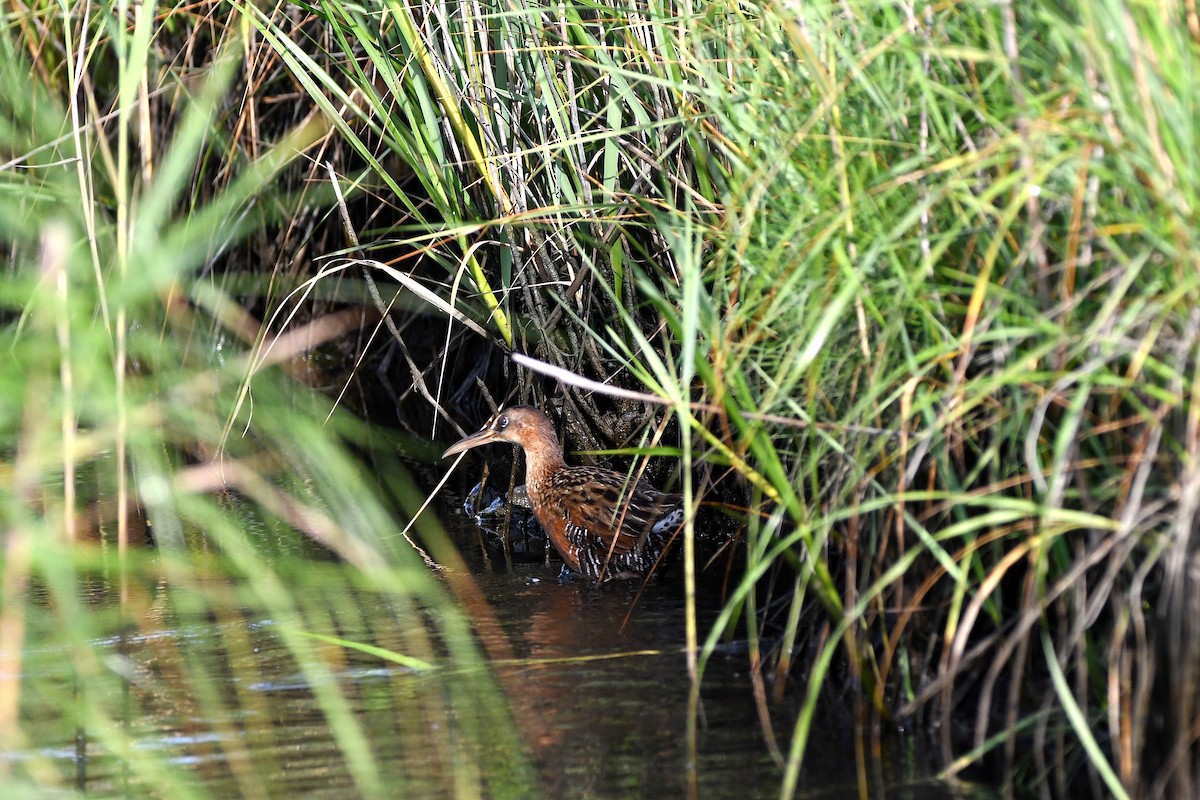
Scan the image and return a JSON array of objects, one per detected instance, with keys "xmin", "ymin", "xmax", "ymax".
[{"xmin": 252, "ymin": 1, "xmax": 1200, "ymax": 796}]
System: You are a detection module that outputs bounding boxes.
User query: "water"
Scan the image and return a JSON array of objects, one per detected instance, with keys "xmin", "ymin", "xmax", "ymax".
[
  {"xmin": 471, "ymin": 560, "xmax": 777, "ymax": 798},
  {"xmin": 434, "ymin": 515, "xmax": 990, "ymax": 799},
  {"xmin": 8, "ymin": 514, "xmax": 993, "ymax": 799}
]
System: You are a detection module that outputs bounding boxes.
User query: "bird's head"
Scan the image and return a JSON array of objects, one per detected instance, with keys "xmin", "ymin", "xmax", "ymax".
[{"xmin": 441, "ymin": 405, "xmax": 557, "ymax": 458}]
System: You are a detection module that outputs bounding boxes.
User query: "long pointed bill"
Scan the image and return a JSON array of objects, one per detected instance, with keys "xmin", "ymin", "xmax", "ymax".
[{"xmin": 441, "ymin": 428, "xmax": 498, "ymax": 459}]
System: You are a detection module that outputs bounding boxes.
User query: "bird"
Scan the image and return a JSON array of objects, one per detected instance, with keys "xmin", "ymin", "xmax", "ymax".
[{"xmin": 442, "ymin": 405, "xmax": 683, "ymax": 581}]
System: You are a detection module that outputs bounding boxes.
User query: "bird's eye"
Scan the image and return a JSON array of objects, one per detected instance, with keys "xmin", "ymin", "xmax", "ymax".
[{"xmin": 495, "ymin": 414, "xmax": 509, "ymax": 430}]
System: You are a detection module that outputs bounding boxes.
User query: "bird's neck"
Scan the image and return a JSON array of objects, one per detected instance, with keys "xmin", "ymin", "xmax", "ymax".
[{"xmin": 521, "ymin": 427, "xmax": 567, "ymax": 488}]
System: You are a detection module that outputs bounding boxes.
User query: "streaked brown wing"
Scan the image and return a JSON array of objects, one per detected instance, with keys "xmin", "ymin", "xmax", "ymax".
[{"xmin": 544, "ymin": 466, "xmax": 661, "ymax": 556}]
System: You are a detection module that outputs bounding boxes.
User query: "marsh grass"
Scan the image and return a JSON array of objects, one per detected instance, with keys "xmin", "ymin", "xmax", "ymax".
[
  {"xmin": 5, "ymin": 0, "xmax": 1200, "ymax": 797},
  {"xmin": 1, "ymin": 4, "xmax": 532, "ymax": 797},
  {"xmin": 254, "ymin": 0, "xmax": 1200, "ymax": 796}
]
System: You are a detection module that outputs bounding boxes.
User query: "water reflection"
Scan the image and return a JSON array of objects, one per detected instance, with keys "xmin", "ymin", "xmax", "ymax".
[
  {"xmin": 12, "ymin": 555, "xmax": 530, "ymax": 798},
  {"xmin": 450, "ymin": 516, "xmax": 992, "ymax": 799},
  {"xmin": 9, "ymin": 520, "xmax": 994, "ymax": 799},
  {"xmin": 484, "ymin": 570, "xmax": 766, "ymax": 798}
]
